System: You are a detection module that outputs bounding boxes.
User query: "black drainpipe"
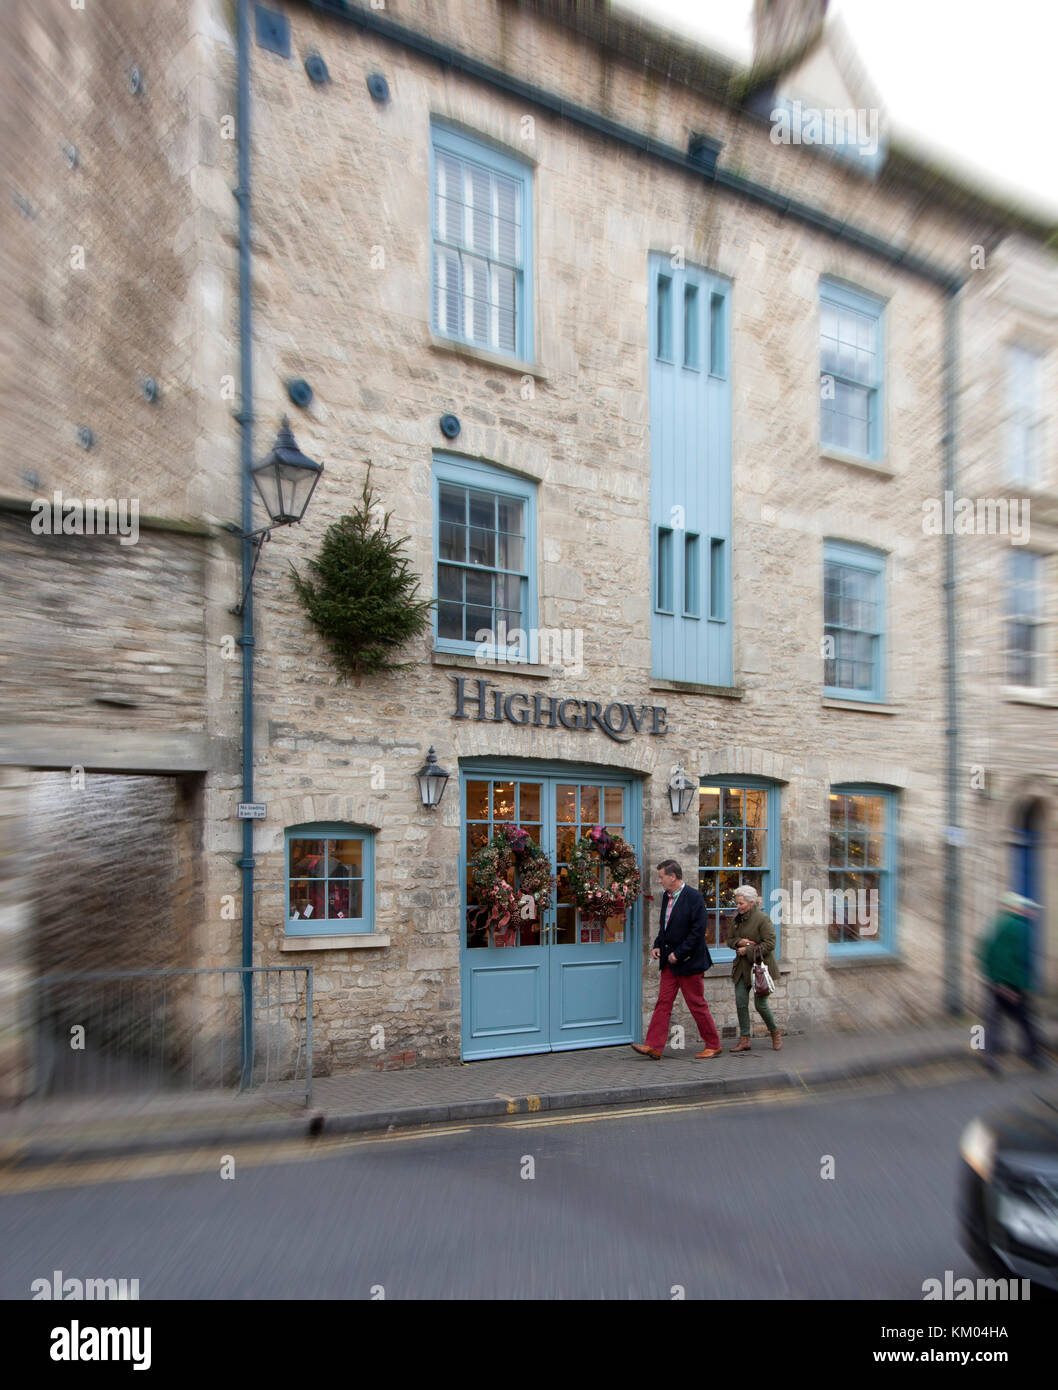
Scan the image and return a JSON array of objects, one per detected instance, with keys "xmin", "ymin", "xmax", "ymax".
[
  {"xmin": 236, "ymin": 0, "xmax": 256, "ymax": 1083},
  {"xmin": 298, "ymin": 0, "xmax": 969, "ymax": 1006}
]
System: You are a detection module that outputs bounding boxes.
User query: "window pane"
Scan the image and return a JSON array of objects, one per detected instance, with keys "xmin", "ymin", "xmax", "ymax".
[
  {"xmin": 328, "ymin": 882, "xmax": 351, "ymax": 919},
  {"xmin": 468, "ymin": 492, "xmax": 494, "ymax": 529},
  {"xmin": 465, "ymin": 781, "xmax": 490, "ymax": 822},
  {"xmin": 465, "ymin": 606, "xmax": 492, "ymax": 640},
  {"xmin": 495, "ymin": 572, "xmax": 522, "ymax": 614},
  {"xmin": 496, "ymin": 497, "xmax": 523, "ymax": 534},
  {"xmin": 723, "ymin": 787, "xmax": 744, "ymax": 826},
  {"xmin": 518, "ymin": 783, "xmax": 542, "ymax": 822},
  {"xmin": 657, "ymin": 274, "xmax": 672, "ymax": 358},
  {"xmin": 436, "ymin": 152, "xmax": 464, "ymax": 244},
  {"xmin": 657, "ymin": 528, "xmax": 673, "ymax": 610},
  {"xmin": 684, "ymin": 532, "xmax": 700, "ymax": 615},
  {"xmin": 579, "ymin": 786, "xmax": 600, "ymax": 824},
  {"xmin": 290, "ymin": 880, "xmax": 325, "ymax": 920},
  {"xmin": 435, "ymin": 249, "xmax": 461, "ymax": 335},
  {"xmin": 604, "ymin": 787, "xmax": 624, "ymax": 823},
  {"xmin": 709, "ymin": 538, "xmax": 724, "ymax": 619},
  {"xmin": 496, "ymin": 532, "xmax": 524, "ymax": 572},
  {"xmin": 437, "ymin": 602, "xmax": 463, "ymax": 640},
  {"xmin": 493, "ymin": 783, "xmax": 516, "ymax": 821},
  {"xmin": 439, "ymin": 484, "xmax": 465, "ymax": 523},
  {"xmin": 289, "ymin": 840, "xmax": 325, "ymax": 876},
  {"xmin": 468, "ymin": 164, "xmax": 492, "ymax": 254},
  {"xmin": 495, "ymin": 176, "xmax": 520, "ymax": 262},
  {"xmin": 709, "ymin": 292, "xmax": 725, "ymax": 375},
  {"xmin": 683, "ymin": 284, "xmax": 699, "ymax": 368},
  {"xmin": 327, "ymin": 840, "xmax": 362, "ymax": 876},
  {"xmin": 495, "ymin": 265, "xmax": 516, "ymax": 353},
  {"xmin": 437, "ymin": 564, "xmax": 463, "ymax": 601},
  {"xmin": 464, "ymin": 568, "xmax": 493, "ymax": 608}
]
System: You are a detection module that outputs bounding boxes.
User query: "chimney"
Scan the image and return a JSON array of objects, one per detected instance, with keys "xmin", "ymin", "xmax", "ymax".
[{"xmin": 751, "ymin": 0, "xmax": 829, "ymax": 72}]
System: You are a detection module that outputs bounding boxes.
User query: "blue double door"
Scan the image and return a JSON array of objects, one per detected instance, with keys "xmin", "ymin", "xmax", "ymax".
[{"xmin": 460, "ymin": 765, "xmax": 642, "ymax": 1059}]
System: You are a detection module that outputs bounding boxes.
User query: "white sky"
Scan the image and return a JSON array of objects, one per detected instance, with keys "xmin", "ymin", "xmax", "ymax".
[{"xmin": 616, "ymin": 0, "xmax": 1058, "ymax": 218}]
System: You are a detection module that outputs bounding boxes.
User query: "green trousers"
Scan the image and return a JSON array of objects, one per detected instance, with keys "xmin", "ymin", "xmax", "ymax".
[{"xmin": 735, "ymin": 977, "xmax": 777, "ymax": 1036}]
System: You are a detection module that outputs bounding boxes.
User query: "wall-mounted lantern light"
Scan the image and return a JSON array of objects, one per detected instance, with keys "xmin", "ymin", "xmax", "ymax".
[
  {"xmin": 668, "ymin": 763, "xmax": 696, "ymax": 817},
  {"xmin": 416, "ymin": 746, "xmax": 450, "ymax": 809},
  {"xmin": 227, "ymin": 416, "xmax": 323, "ymax": 615}
]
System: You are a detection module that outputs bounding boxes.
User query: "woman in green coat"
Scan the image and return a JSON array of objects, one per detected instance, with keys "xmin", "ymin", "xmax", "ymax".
[{"xmin": 726, "ymin": 884, "xmax": 782, "ymax": 1051}]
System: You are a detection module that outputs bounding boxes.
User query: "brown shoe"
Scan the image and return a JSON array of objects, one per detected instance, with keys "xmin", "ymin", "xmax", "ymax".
[
  {"xmin": 631, "ymin": 1043, "xmax": 662, "ymax": 1060},
  {"xmin": 771, "ymin": 1030, "xmax": 783, "ymax": 1050},
  {"xmin": 730, "ymin": 1037, "xmax": 752, "ymax": 1053},
  {"xmin": 695, "ymin": 1048, "xmax": 723, "ymax": 1059}
]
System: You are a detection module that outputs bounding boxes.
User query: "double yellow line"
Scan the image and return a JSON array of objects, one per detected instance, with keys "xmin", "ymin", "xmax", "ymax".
[{"xmin": 0, "ymin": 1056, "xmax": 979, "ymax": 1194}]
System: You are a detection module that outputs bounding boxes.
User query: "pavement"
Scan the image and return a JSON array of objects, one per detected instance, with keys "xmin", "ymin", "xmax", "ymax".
[{"xmin": 2, "ymin": 1016, "xmax": 1056, "ymax": 1170}]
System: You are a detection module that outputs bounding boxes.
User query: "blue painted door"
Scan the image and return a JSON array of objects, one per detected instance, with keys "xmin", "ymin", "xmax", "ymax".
[
  {"xmin": 461, "ymin": 770, "xmax": 641, "ymax": 1059},
  {"xmin": 1011, "ymin": 800, "xmax": 1044, "ymax": 990}
]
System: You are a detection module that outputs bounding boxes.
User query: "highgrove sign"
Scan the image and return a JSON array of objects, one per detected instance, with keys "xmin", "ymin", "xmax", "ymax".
[{"xmin": 451, "ymin": 676, "xmax": 668, "ymax": 743}]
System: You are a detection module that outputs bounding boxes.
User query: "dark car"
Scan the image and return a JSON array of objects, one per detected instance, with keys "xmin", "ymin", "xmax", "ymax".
[{"xmin": 958, "ymin": 1083, "xmax": 1058, "ymax": 1294}]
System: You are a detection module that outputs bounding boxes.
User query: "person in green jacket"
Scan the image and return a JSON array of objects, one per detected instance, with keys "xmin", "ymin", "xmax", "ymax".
[
  {"xmin": 977, "ymin": 893, "xmax": 1044, "ymax": 1071},
  {"xmin": 726, "ymin": 884, "xmax": 782, "ymax": 1051}
]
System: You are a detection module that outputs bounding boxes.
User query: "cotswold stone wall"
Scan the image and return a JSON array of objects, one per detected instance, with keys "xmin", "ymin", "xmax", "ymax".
[
  {"xmin": 183, "ymin": 0, "xmax": 1039, "ymax": 1072},
  {"xmin": 0, "ymin": 515, "xmax": 210, "ymax": 731}
]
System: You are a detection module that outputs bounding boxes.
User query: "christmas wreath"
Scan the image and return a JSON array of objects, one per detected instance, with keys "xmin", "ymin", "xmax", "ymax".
[
  {"xmin": 469, "ymin": 825, "xmax": 555, "ymax": 945},
  {"xmin": 566, "ymin": 824, "xmax": 642, "ymax": 923}
]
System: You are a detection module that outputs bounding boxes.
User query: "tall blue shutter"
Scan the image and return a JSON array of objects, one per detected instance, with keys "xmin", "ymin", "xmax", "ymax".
[{"xmin": 649, "ymin": 256, "xmax": 732, "ymax": 684}]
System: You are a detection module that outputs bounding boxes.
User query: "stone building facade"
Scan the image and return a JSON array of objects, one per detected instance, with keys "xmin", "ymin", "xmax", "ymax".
[{"xmin": 1, "ymin": 0, "xmax": 1055, "ymax": 1091}]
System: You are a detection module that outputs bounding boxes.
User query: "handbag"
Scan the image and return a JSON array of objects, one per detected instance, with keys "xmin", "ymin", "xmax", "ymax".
[{"xmin": 752, "ymin": 944, "xmax": 775, "ymax": 997}]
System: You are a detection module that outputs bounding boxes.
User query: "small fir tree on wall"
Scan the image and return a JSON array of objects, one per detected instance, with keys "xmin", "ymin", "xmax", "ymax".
[{"xmin": 290, "ymin": 465, "xmax": 434, "ymax": 684}]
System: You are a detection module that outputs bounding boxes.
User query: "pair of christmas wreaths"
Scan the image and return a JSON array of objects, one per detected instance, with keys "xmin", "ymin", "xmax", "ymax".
[{"xmin": 469, "ymin": 822, "xmax": 641, "ymax": 940}]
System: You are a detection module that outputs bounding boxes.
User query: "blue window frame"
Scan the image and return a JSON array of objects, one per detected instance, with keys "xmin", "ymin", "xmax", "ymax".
[
  {"xmin": 827, "ymin": 786, "xmax": 897, "ymax": 956},
  {"xmin": 433, "ymin": 453, "xmax": 537, "ymax": 658},
  {"xmin": 697, "ymin": 778, "xmax": 781, "ymax": 961},
  {"xmin": 824, "ymin": 540, "xmax": 886, "ymax": 701},
  {"xmin": 430, "ymin": 122, "xmax": 533, "ymax": 360},
  {"xmin": 285, "ymin": 823, "xmax": 374, "ymax": 936},
  {"xmin": 820, "ymin": 279, "xmax": 884, "ymax": 459},
  {"xmin": 1007, "ymin": 550, "xmax": 1047, "ymax": 687}
]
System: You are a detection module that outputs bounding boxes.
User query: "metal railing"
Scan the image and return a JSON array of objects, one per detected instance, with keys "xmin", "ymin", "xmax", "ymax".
[{"xmin": 29, "ymin": 967, "xmax": 313, "ymax": 1105}]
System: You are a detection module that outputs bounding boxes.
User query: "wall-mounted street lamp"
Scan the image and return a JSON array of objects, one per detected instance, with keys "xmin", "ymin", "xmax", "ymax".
[
  {"xmin": 668, "ymin": 763, "xmax": 697, "ymax": 817},
  {"xmin": 416, "ymin": 746, "xmax": 450, "ymax": 808},
  {"xmin": 227, "ymin": 416, "xmax": 323, "ymax": 615}
]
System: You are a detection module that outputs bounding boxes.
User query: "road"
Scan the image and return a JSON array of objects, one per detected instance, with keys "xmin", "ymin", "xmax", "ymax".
[{"xmin": 0, "ymin": 1066, "xmax": 1045, "ymax": 1300}]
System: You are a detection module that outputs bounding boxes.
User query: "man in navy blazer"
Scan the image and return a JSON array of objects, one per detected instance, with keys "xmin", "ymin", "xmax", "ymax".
[{"xmin": 632, "ymin": 859, "xmax": 722, "ymax": 1059}]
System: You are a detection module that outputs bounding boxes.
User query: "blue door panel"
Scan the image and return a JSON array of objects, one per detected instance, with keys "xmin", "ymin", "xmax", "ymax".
[
  {"xmin": 553, "ymin": 955, "xmax": 626, "ymax": 1028},
  {"xmin": 649, "ymin": 255, "xmax": 732, "ymax": 686},
  {"xmin": 468, "ymin": 956, "xmax": 546, "ymax": 1038}
]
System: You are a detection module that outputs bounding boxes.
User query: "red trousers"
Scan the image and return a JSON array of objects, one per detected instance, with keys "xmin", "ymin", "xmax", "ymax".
[{"xmin": 645, "ymin": 967, "xmax": 720, "ymax": 1051}]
